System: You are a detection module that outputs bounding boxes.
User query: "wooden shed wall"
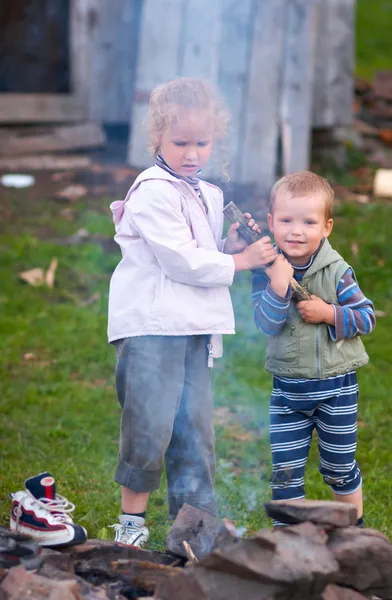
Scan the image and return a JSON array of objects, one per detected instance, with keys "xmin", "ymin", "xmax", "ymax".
[
  {"xmin": 85, "ymin": 0, "xmax": 354, "ymax": 128},
  {"xmin": 76, "ymin": 0, "xmax": 142, "ymax": 124}
]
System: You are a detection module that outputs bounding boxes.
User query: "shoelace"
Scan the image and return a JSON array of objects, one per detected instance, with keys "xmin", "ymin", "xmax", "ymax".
[
  {"xmin": 15, "ymin": 493, "xmax": 75, "ymax": 531},
  {"xmin": 110, "ymin": 522, "xmax": 140, "ymax": 544}
]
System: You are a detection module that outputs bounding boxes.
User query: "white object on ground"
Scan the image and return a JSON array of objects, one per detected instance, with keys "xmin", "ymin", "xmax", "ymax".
[
  {"xmin": 373, "ymin": 169, "xmax": 392, "ymax": 198},
  {"xmin": 1, "ymin": 174, "xmax": 35, "ymax": 188}
]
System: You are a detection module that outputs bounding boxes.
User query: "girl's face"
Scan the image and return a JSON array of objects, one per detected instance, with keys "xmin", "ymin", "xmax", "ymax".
[{"xmin": 158, "ymin": 110, "xmax": 213, "ymax": 177}]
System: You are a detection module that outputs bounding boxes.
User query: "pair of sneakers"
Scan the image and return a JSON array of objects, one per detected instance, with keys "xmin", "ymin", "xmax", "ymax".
[{"xmin": 10, "ymin": 472, "xmax": 149, "ymax": 548}]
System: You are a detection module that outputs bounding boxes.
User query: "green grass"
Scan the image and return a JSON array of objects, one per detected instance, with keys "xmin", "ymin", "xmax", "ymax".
[
  {"xmin": 356, "ymin": 0, "xmax": 392, "ymax": 80},
  {"xmin": 1, "ymin": 187, "xmax": 392, "ymax": 547}
]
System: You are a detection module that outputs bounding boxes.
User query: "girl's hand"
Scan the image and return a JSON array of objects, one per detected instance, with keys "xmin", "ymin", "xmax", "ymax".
[
  {"xmin": 224, "ymin": 213, "xmax": 262, "ymax": 254},
  {"xmin": 241, "ymin": 236, "xmax": 277, "ymax": 269},
  {"xmin": 265, "ymin": 254, "xmax": 294, "ymax": 297},
  {"xmin": 297, "ymin": 295, "xmax": 335, "ymax": 325}
]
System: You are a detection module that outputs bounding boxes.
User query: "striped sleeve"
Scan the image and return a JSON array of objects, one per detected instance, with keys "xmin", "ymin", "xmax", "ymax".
[
  {"xmin": 252, "ymin": 271, "xmax": 292, "ymax": 335},
  {"xmin": 328, "ymin": 268, "xmax": 376, "ymax": 341}
]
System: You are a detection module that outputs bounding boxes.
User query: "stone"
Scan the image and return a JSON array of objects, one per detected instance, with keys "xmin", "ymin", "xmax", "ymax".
[
  {"xmin": 327, "ymin": 527, "xmax": 392, "ymax": 599},
  {"xmin": 166, "ymin": 504, "xmax": 236, "ymax": 560},
  {"xmin": 322, "ymin": 584, "xmax": 369, "ymax": 600},
  {"xmin": 200, "ymin": 525, "xmax": 338, "ymax": 599},
  {"xmin": 156, "ymin": 566, "xmax": 280, "ymax": 600},
  {"xmin": 264, "ymin": 499, "xmax": 357, "ymax": 528}
]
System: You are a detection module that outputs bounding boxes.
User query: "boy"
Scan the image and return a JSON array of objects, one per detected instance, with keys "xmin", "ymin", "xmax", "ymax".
[{"xmin": 252, "ymin": 171, "xmax": 375, "ymax": 526}]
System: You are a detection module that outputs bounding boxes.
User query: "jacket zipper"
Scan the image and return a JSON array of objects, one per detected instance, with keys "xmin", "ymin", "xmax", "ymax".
[
  {"xmin": 207, "ymin": 343, "xmax": 214, "ymax": 368},
  {"xmin": 316, "ymin": 325, "xmax": 321, "ymax": 378}
]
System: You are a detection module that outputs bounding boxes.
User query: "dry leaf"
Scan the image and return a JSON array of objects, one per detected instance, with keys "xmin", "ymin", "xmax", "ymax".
[
  {"xmin": 351, "ymin": 243, "xmax": 359, "ymax": 259},
  {"xmin": 353, "ymin": 194, "xmax": 370, "ymax": 204},
  {"xmin": 213, "ymin": 407, "xmax": 233, "ymax": 426},
  {"xmin": 379, "ymin": 129, "xmax": 392, "ymax": 146},
  {"xmin": 59, "ymin": 207, "xmax": 74, "ymax": 220},
  {"xmin": 45, "ymin": 258, "xmax": 58, "ymax": 289},
  {"xmin": 19, "ymin": 268, "xmax": 45, "ymax": 286},
  {"xmin": 56, "ymin": 185, "xmax": 88, "ymax": 202},
  {"xmin": 80, "ymin": 291, "xmax": 101, "ymax": 307},
  {"xmin": 375, "ymin": 310, "xmax": 386, "ymax": 317},
  {"xmin": 230, "ymin": 431, "xmax": 255, "ymax": 442},
  {"xmin": 52, "ymin": 172, "xmax": 71, "ymax": 182}
]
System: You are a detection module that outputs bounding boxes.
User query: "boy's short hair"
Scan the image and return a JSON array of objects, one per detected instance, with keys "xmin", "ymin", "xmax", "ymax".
[{"xmin": 270, "ymin": 171, "xmax": 334, "ymax": 221}]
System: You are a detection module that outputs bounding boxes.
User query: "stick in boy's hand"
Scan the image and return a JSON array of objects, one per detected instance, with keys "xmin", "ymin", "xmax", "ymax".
[{"xmin": 223, "ymin": 201, "xmax": 311, "ymax": 301}]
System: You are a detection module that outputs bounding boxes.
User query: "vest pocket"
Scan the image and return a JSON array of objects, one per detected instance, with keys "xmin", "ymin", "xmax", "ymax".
[{"xmin": 266, "ymin": 329, "xmax": 299, "ymax": 365}]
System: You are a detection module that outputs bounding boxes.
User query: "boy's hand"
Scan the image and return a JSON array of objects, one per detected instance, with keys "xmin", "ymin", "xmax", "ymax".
[
  {"xmin": 224, "ymin": 213, "xmax": 262, "ymax": 254},
  {"xmin": 265, "ymin": 254, "xmax": 294, "ymax": 297},
  {"xmin": 297, "ymin": 295, "xmax": 335, "ymax": 325}
]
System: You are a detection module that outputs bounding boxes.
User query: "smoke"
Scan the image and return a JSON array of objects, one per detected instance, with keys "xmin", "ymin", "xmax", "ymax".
[{"xmin": 212, "ymin": 271, "xmax": 272, "ymax": 525}]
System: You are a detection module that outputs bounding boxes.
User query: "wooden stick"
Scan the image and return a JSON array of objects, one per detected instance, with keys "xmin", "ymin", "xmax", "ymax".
[
  {"xmin": 182, "ymin": 541, "xmax": 198, "ymax": 563},
  {"xmin": 223, "ymin": 202, "xmax": 311, "ymax": 301}
]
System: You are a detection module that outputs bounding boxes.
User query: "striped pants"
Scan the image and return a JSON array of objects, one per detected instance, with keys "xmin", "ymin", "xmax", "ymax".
[{"xmin": 270, "ymin": 372, "xmax": 362, "ymax": 501}]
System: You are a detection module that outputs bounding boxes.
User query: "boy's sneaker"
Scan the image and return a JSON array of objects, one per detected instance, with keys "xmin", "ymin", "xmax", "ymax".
[
  {"xmin": 111, "ymin": 515, "xmax": 149, "ymax": 547},
  {"xmin": 10, "ymin": 472, "xmax": 87, "ymax": 548}
]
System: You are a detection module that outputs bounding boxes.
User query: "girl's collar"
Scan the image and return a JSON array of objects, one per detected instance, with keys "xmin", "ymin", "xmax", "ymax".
[{"xmin": 156, "ymin": 154, "xmax": 201, "ymax": 190}]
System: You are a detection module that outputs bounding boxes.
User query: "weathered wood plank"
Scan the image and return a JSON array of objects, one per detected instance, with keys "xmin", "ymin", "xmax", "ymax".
[
  {"xmin": 281, "ymin": 0, "xmax": 319, "ymax": 173},
  {"xmin": 217, "ymin": 0, "xmax": 254, "ymax": 181},
  {"xmin": 179, "ymin": 0, "xmax": 224, "ymax": 179},
  {"xmin": 312, "ymin": 0, "xmax": 355, "ymax": 127},
  {"xmin": 0, "ymin": 123, "xmax": 106, "ymax": 156},
  {"xmin": 0, "ymin": 154, "xmax": 92, "ymax": 171},
  {"xmin": 240, "ymin": 0, "xmax": 286, "ymax": 192},
  {"xmin": 128, "ymin": 0, "xmax": 183, "ymax": 169},
  {"xmin": 70, "ymin": 0, "xmax": 93, "ymax": 112},
  {"xmin": 180, "ymin": 0, "xmax": 223, "ymax": 81},
  {"xmin": 88, "ymin": 0, "xmax": 142, "ymax": 123},
  {"xmin": 0, "ymin": 94, "xmax": 85, "ymax": 123}
]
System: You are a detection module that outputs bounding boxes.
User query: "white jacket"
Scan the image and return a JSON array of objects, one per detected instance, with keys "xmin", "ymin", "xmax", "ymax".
[{"xmin": 107, "ymin": 166, "xmax": 236, "ymax": 358}]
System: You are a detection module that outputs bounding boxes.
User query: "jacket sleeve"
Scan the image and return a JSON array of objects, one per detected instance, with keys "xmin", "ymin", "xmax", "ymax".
[{"xmin": 128, "ymin": 184, "xmax": 235, "ymax": 288}]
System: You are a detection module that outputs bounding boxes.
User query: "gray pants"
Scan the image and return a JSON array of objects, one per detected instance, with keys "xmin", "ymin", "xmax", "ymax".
[{"xmin": 113, "ymin": 335, "xmax": 217, "ymax": 519}]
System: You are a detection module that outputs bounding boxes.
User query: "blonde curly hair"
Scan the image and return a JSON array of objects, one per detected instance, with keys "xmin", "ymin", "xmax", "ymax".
[{"xmin": 147, "ymin": 77, "xmax": 230, "ymax": 179}]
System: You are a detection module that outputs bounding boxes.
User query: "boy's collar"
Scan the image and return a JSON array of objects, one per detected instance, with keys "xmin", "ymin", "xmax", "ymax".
[{"xmin": 284, "ymin": 239, "xmax": 325, "ymax": 270}]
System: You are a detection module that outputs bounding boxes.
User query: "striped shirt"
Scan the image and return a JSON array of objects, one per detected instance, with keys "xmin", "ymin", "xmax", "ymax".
[{"xmin": 252, "ymin": 267, "xmax": 375, "ymax": 341}]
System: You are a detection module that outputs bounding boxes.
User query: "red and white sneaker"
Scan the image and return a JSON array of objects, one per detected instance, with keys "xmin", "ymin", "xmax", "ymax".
[{"xmin": 10, "ymin": 472, "xmax": 87, "ymax": 548}]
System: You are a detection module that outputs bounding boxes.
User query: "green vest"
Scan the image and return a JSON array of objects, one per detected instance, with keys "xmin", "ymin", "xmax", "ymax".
[{"xmin": 265, "ymin": 239, "xmax": 369, "ymax": 379}]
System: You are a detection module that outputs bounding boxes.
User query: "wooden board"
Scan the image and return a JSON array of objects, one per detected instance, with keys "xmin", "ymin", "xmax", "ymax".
[
  {"xmin": 180, "ymin": 0, "xmax": 224, "ymax": 179},
  {"xmin": 0, "ymin": 94, "xmax": 85, "ymax": 123},
  {"xmin": 87, "ymin": 0, "xmax": 142, "ymax": 123},
  {"xmin": 217, "ymin": 0, "xmax": 254, "ymax": 181},
  {"xmin": 0, "ymin": 154, "xmax": 92, "ymax": 171},
  {"xmin": 240, "ymin": 0, "xmax": 286, "ymax": 192},
  {"xmin": 281, "ymin": 0, "xmax": 319, "ymax": 174},
  {"xmin": 0, "ymin": 123, "xmax": 106, "ymax": 156},
  {"xmin": 312, "ymin": 0, "xmax": 355, "ymax": 127},
  {"xmin": 128, "ymin": 0, "xmax": 184, "ymax": 169}
]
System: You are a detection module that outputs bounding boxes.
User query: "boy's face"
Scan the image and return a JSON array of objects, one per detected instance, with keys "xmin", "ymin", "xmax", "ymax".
[
  {"xmin": 268, "ymin": 192, "xmax": 333, "ymax": 266},
  {"xmin": 159, "ymin": 110, "xmax": 213, "ymax": 178}
]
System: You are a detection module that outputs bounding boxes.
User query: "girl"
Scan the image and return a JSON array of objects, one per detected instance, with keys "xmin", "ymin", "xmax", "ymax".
[{"xmin": 108, "ymin": 77, "xmax": 276, "ymax": 546}]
